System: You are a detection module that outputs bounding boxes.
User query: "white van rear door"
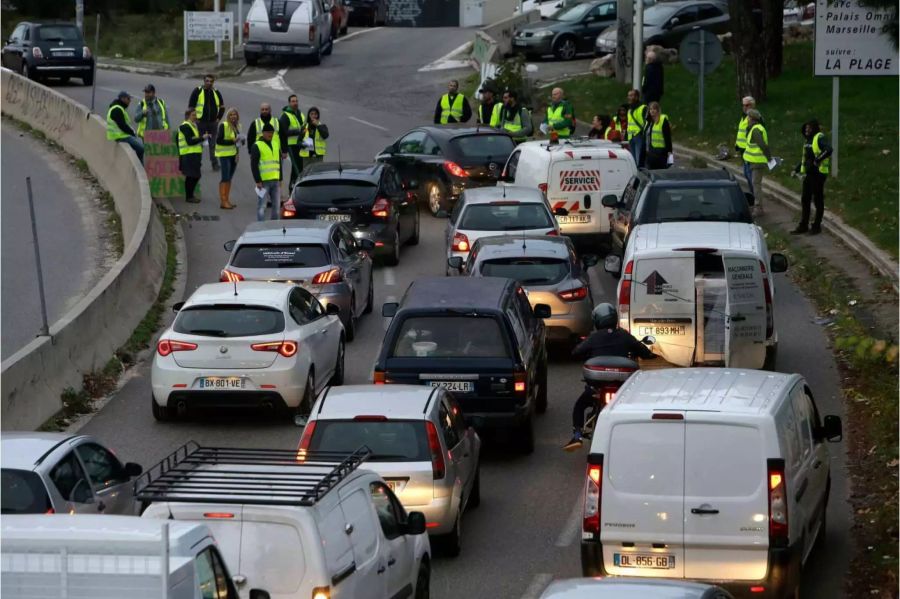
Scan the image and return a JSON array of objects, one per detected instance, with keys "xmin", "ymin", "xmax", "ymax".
[
  {"xmin": 683, "ymin": 418, "xmax": 769, "ymax": 580},
  {"xmin": 338, "ymin": 486, "xmax": 385, "ymax": 599},
  {"xmin": 162, "ymin": 503, "xmax": 244, "ymax": 582},
  {"xmin": 601, "ymin": 417, "xmax": 685, "ymax": 578},
  {"xmin": 723, "ymin": 254, "xmax": 767, "ymax": 369},
  {"xmin": 631, "ymin": 256, "xmax": 695, "ymax": 366},
  {"xmin": 548, "ymin": 159, "xmax": 605, "ymax": 233},
  {"xmin": 238, "ymin": 512, "xmax": 310, "ymax": 598}
]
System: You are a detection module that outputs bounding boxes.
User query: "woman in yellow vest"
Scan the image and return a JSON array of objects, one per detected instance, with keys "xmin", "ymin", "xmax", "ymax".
[
  {"xmin": 215, "ymin": 107, "xmax": 243, "ymax": 210},
  {"xmin": 644, "ymin": 102, "xmax": 673, "ymax": 170},
  {"xmin": 299, "ymin": 107, "xmax": 329, "ymax": 165},
  {"xmin": 178, "ymin": 109, "xmax": 205, "ymax": 204},
  {"xmin": 791, "ymin": 119, "xmax": 832, "ymax": 235}
]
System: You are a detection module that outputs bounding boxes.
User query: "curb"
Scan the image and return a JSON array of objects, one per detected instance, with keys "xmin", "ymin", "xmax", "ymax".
[{"xmin": 97, "ymin": 60, "xmax": 246, "ymax": 79}]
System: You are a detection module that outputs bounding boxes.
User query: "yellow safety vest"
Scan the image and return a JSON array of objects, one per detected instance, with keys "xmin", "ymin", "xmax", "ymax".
[
  {"xmin": 439, "ymin": 93, "xmax": 465, "ymax": 124},
  {"xmin": 178, "ymin": 121, "xmax": 202, "ymax": 156},
  {"xmin": 742, "ymin": 124, "xmax": 768, "ymax": 164},
  {"xmin": 255, "ymin": 140, "xmax": 281, "ymax": 181},
  {"xmin": 106, "ymin": 104, "xmax": 132, "ymax": 141},
  {"xmin": 800, "ymin": 132, "xmax": 830, "ymax": 175},
  {"xmin": 299, "ymin": 127, "xmax": 327, "ymax": 158},
  {"xmin": 546, "ymin": 103, "xmax": 571, "ymax": 138},
  {"xmin": 215, "ymin": 121, "xmax": 239, "ymax": 158},
  {"xmin": 501, "ymin": 107, "xmax": 526, "ymax": 141},
  {"xmin": 136, "ymin": 98, "xmax": 168, "ymax": 138},
  {"xmin": 627, "ymin": 104, "xmax": 646, "ymax": 140},
  {"xmin": 254, "ymin": 118, "xmax": 281, "ymax": 155},
  {"xmin": 649, "ymin": 114, "xmax": 669, "ymax": 149},
  {"xmin": 282, "ymin": 110, "xmax": 305, "ymax": 146},
  {"xmin": 195, "ymin": 86, "xmax": 221, "ymax": 119},
  {"xmin": 735, "ymin": 115, "xmax": 749, "ymax": 150}
]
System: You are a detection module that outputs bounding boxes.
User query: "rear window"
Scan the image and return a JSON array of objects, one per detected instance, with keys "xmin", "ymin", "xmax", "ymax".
[
  {"xmin": 37, "ymin": 25, "xmax": 82, "ymax": 42},
  {"xmin": 449, "ymin": 135, "xmax": 515, "ymax": 162},
  {"xmin": 480, "ymin": 258, "xmax": 569, "ymax": 285},
  {"xmin": 309, "ymin": 420, "xmax": 430, "ymax": 461},
  {"xmin": 1, "ymin": 469, "xmax": 52, "ymax": 514},
  {"xmin": 608, "ymin": 423, "xmax": 684, "ymax": 495},
  {"xmin": 459, "ymin": 203, "xmax": 553, "ymax": 231},
  {"xmin": 232, "ymin": 244, "xmax": 329, "ymax": 268},
  {"xmin": 638, "ymin": 185, "xmax": 751, "ymax": 224},
  {"xmin": 294, "ymin": 180, "xmax": 377, "ymax": 205},
  {"xmin": 174, "ymin": 305, "xmax": 285, "ymax": 337},
  {"xmin": 391, "ymin": 316, "xmax": 509, "ymax": 358}
]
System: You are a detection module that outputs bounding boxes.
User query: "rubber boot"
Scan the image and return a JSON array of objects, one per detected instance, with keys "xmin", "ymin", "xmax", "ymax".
[
  {"xmin": 219, "ymin": 182, "xmax": 234, "ymax": 210},
  {"xmin": 223, "ymin": 181, "xmax": 235, "ymax": 209}
]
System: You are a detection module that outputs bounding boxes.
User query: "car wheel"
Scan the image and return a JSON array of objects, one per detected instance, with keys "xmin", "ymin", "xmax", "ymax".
[
  {"xmin": 151, "ymin": 396, "xmax": 170, "ymax": 421},
  {"xmin": 22, "ymin": 62, "xmax": 34, "ymax": 80},
  {"xmin": 298, "ymin": 370, "xmax": 315, "ymax": 419},
  {"xmin": 344, "ymin": 298, "xmax": 356, "ymax": 342},
  {"xmin": 553, "ymin": 36, "xmax": 577, "ymax": 61},
  {"xmin": 414, "ymin": 561, "xmax": 430, "ymax": 599},
  {"xmin": 310, "ymin": 46, "xmax": 322, "ymax": 66},
  {"xmin": 427, "ymin": 181, "xmax": 447, "ymax": 217},
  {"xmin": 245, "ymin": 52, "xmax": 259, "ymax": 66},
  {"xmin": 383, "ymin": 230, "xmax": 400, "ymax": 266},
  {"xmin": 363, "ymin": 273, "xmax": 374, "ymax": 314},
  {"xmin": 517, "ymin": 414, "xmax": 535, "ymax": 454},
  {"xmin": 536, "ymin": 361, "xmax": 548, "ymax": 414},
  {"xmin": 340, "ymin": 23, "xmax": 349, "ymax": 35},
  {"xmin": 407, "ymin": 206, "xmax": 421, "ymax": 245},
  {"xmin": 764, "ymin": 342, "xmax": 778, "ymax": 371},
  {"xmin": 330, "ymin": 337, "xmax": 345, "ymax": 385},
  {"xmin": 323, "ymin": 37, "xmax": 333, "ymax": 55},
  {"xmin": 82, "ymin": 70, "xmax": 94, "ymax": 86},
  {"xmin": 440, "ymin": 504, "xmax": 462, "ymax": 557},
  {"xmin": 468, "ymin": 464, "xmax": 481, "ymax": 509}
]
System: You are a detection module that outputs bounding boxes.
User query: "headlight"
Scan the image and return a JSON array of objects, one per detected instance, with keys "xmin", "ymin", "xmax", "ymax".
[{"xmin": 533, "ymin": 29, "xmax": 555, "ymax": 37}]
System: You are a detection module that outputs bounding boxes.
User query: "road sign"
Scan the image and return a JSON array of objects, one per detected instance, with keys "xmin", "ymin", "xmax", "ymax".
[
  {"xmin": 814, "ymin": 0, "xmax": 897, "ymax": 77},
  {"xmin": 185, "ymin": 11, "xmax": 232, "ymax": 41},
  {"xmin": 679, "ymin": 29, "xmax": 722, "ymax": 133}
]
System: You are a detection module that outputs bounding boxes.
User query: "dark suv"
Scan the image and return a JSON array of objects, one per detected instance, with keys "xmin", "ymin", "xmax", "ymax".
[
  {"xmin": 2, "ymin": 21, "xmax": 94, "ymax": 85},
  {"xmin": 282, "ymin": 162, "xmax": 420, "ymax": 266},
  {"xmin": 376, "ymin": 277, "xmax": 551, "ymax": 454},
  {"xmin": 606, "ymin": 168, "xmax": 754, "ymax": 257}
]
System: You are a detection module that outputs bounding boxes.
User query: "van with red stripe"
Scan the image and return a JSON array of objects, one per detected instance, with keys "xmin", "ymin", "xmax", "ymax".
[{"xmin": 499, "ymin": 139, "xmax": 637, "ymax": 246}]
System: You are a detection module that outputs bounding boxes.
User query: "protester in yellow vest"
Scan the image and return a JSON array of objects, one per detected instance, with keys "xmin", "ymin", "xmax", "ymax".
[
  {"xmin": 477, "ymin": 85, "xmax": 501, "ymax": 127},
  {"xmin": 215, "ymin": 107, "xmax": 244, "ymax": 210},
  {"xmin": 644, "ymin": 102, "xmax": 673, "ymax": 170},
  {"xmin": 106, "ymin": 90, "xmax": 144, "ymax": 163},
  {"xmin": 499, "ymin": 90, "xmax": 533, "ymax": 144},
  {"xmin": 542, "ymin": 87, "xmax": 574, "ymax": 139},
  {"xmin": 279, "ymin": 94, "xmax": 307, "ymax": 190},
  {"xmin": 791, "ymin": 119, "xmax": 833, "ymax": 235},
  {"xmin": 625, "ymin": 89, "xmax": 647, "ymax": 167},
  {"xmin": 434, "ymin": 79, "xmax": 472, "ymax": 124},
  {"xmin": 188, "ymin": 74, "xmax": 225, "ymax": 171},
  {"xmin": 742, "ymin": 109, "xmax": 774, "ymax": 215},
  {"xmin": 134, "ymin": 84, "xmax": 169, "ymax": 139},
  {"xmin": 177, "ymin": 109, "xmax": 205, "ymax": 204},
  {"xmin": 300, "ymin": 107, "xmax": 329, "ymax": 164},
  {"xmin": 251, "ymin": 124, "xmax": 282, "ymax": 221},
  {"xmin": 735, "ymin": 95, "xmax": 756, "ymax": 196}
]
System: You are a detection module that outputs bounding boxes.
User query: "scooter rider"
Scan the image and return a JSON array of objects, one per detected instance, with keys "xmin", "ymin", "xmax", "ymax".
[{"xmin": 565, "ymin": 303, "xmax": 655, "ymax": 451}]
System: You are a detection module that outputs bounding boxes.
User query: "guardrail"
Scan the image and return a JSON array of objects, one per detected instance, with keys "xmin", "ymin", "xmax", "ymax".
[{"xmin": 1, "ymin": 69, "xmax": 167, "ymax": 430}]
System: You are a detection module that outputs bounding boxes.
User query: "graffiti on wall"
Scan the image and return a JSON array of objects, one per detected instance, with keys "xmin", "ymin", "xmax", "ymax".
[
  {"xmin": 386, "ymin": 0, "xmax": 459, "ymax": 27},
  {"xmin": 3, "ymin": 73, "xmax": 84, "ymax": 138}
]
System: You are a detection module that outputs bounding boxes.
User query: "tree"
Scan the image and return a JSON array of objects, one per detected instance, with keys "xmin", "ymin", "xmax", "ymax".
[
  {"xmin": 762, "ymin": 0, "xmax": 784, "ymax": 78},
  {"xmin": 728, "ymin": 0, "xmax": 767, "ymax": 101}
]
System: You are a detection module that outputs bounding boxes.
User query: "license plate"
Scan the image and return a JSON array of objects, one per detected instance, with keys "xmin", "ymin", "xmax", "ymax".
[
  {"xmin": 513, "ymin": 40, "xmax": 525, "ymax": 46},
  {"xmin": 317, "ymin": 214, "xmax": 352, "ymax": 222},
  {"xmin": 199, "ymin": 377, "xmax": 245, "ymax": 389},
  {"xmin": 638, "ymin": 325, "xmax": 687, "ymax": 337},
  {"xmin": 557, "ymin": 215, "xmax": 591, "ymax": 224},
  {"xmin": 265, "ymin": 45, "xmax": 293, "ymax": 52},
  {"xmin": 53, "ymin": 52, "xmax": 75, "ymax": 57},
  {"xmin": 613, "ymin": 553, "xmax": 675, "ymax": 569},
  {"xmin": 428, "ymin": 381, "xmax": 473, "ymax": 393}
]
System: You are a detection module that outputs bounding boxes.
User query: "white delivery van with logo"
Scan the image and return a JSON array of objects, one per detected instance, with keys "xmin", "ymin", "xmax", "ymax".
[
  {"xmin": 605, "ymin": 222, "xmax": 788, "ymax": 369},
  {"xmin": 499, "ymin": 138, "xmax": 637, "ymax": 245}
]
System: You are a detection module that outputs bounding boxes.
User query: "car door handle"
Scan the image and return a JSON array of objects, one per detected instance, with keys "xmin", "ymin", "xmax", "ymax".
[
  {"xmin": 387, "ymin": 557, "xmax": 396, "ymax": 567},
  {"xmin": 690, "ymin": 507, "xmax": 719, "ymax": 515},
  {"xmin": 795, "ymin": 478, "xmax": 809, "ymax": 502},
  {"xmin": 377, "ymin": 565, "xmax": 386, "ymax": 574}
]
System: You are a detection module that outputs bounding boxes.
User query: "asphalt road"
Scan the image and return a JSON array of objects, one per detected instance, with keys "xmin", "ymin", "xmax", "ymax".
[{"xmin": 45, "ymin": 27, "xmax": 849, "ymax": 598}]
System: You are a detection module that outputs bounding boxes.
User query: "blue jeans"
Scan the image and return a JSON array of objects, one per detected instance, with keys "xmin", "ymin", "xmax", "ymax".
[
  {"xmin": 219, "ymin": 156, "xmax": 236, "ymax": 182},
  {"xmin": 743, "ymin": 160, "xmax": 755, "ymax": 196},
  {"xmin": 257, "ymin": 181, "xmax": 281, "ymax": 221},
  {"xmin": 117, "ymin": 136, "xmax": 144, "ymax": 163},
  {"xmin": 629, "ymin": 135, "xmax": 645, "ymax": 168}
]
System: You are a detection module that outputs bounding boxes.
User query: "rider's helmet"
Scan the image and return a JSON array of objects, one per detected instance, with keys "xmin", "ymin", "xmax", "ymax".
[{"xmin": 591, "ymin": 302, "xmax": 617, "ymax": 330}]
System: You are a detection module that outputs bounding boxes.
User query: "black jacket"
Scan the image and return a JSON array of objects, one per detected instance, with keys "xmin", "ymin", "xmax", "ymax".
[
  {"xmin": 572, "ymin": 328, "xmax": 655, "ymax": 361},
  {"xmin": 478, "ymin": 100, "xmax": 498, "ymax": 125},
  {"xmin": 108, "ymin": 100, "xmax": 137, "ymax": 137},
  {"xmin": 279, "ymin": 107, "xmax": 306, "ymax": 148},
  {"xmin": 246, "ymin": 115, "xmax": 286, "ymax": 155},
  {"xmin": 794, "ymin": 119, "xmax": 833, "ymax": 175},
  {"xmin": 642, "ymin": 62, "xmax": 664, "ymax": 104},
  {"xmin": 433, "ymin": 93, "xmax": 472, "ymax": 124},
  {"xmin": 188, "ymin": 87, "xmax": 225, "ymax": 122},
  {"xmin": 250, "ymin": 139, "xmax": 281, "ymax": 183}
]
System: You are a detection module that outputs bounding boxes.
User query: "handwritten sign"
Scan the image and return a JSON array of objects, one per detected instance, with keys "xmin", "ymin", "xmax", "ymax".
[
  {"xmin": 185, "ymin": 11, "xmax": 233, "ymax": 41},
  {"xmin": 143, "ymin": 129, "xmax": 195, "ymax": 199}
]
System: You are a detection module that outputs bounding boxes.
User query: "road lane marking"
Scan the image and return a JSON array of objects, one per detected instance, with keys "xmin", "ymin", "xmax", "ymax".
[
  {"xmin": 519, "ymin": 573, "xmax": 554, "ymax": 599},
  {"xmin": 556, "ymin": 492, "xmax": 584, "ymax": 547},
  {"xmin": 382, "ymin": 268, "xmax": 396, "ymax": 286},
  {"xmin": 418, "ymin": 41, "xmax": 473, "ymax": 72},
  {"xmin": 248, "ymin": 73, "xmax": 292, "ymax": 92},
  {"xmin": 348, "ymin": 116, "xmax": 389, "ymax": 132},
  {"xmin": 335, "ymin": 27, "xmax": 383, "ymax": 44},
  {"xmin": 382, "ymin": 294, "xmax": 397, "ymax": 330}
]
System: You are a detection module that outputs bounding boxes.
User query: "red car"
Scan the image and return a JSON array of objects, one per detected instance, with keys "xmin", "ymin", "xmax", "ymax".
[{"xmin": 331, "ymin": 0, "xmax": 349, "ymax": 37}]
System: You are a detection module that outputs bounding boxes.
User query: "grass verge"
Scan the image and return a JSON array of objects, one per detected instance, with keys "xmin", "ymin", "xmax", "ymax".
[
  {"xmin": 765, "ymin": 228, "xmax": 898, "ymax": 596},
  {"xmin": 545, "ymin": 42, "xmax": 898, "ymax": 257}
]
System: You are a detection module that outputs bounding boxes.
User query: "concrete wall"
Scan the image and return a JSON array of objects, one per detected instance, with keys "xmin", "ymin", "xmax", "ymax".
[
  {"xmin": 1, "ymin": 69, "xmax": 167, "ymax": 430},
  {"xmin": 482, "ymin": 0, "xmax": 517, "ymax": 27},
  {"xmin": 480, "ymin": 10, "xmax": 540, "ymax": 56}
]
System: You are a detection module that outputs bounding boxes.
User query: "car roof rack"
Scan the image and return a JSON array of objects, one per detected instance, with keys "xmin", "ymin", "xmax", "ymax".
[{"xmin": 134, "ymin": 441, "xmax": 371, "ymax": 507}]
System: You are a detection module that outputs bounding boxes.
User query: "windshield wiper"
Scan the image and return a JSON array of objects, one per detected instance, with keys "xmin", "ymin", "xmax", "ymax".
[{"xmin": 186, "ymin": 329, "xmax": 229, "ymax": 337}]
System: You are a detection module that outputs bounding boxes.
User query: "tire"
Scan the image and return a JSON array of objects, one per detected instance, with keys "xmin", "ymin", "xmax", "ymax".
[
  {"xmin": 427, "ymin": 180, "xmax": 448, "ymax": 217},
  {"xmin": 468, "ymin": 465, "xmax": 481, "ymax": 509},
  {"xmin": 82, "ymin": 71, "xmax": 94, "ymax": 86},
  {"xmin": 414, "ymin": 562, "xmax": 430, "ymax": 599},
  {"xmin": 536, "ymin": 361, "xmax": 548, "ymax": 414},
  {"xmin": 245, "ymin": 53, "xmax": 259, "ymax": 67},
  {"xmin": 517, "ymin": 414, "xmax": 535, "ymax": 454},
  {"xmin": 553, "ymin": 36, "xmax": 578, "ymax": 61},
  {"xmin": 298, "ymin": 370, "xmax": 315, "ymax": 419},
  {"xmin": 151, "ymin": 396, "xmax": 170, "ymax": 421},
  {"xmin": 407, "ymin": 206, "xmax": 420, "ymax": 245},
  {"xmin": 363, "ymin": 273, "xmax": 374, "ymax": 314},
  {"xmin": 764, "ymin": 342, "xmax": 778, "ymax": 371},
  {"xmin": 344, "ymin": 299, "xmax": 356, "ymax": 342},
  {"xmin": 22, "ymin": 62, "xmax": 35, "ymax": 80},
  {"xmin": 309, "ymin": 47, "xmax": 322, "ymax": 66},
  {"xmin": 323, "ymin": 37, "xmax": 333, "ymax": 55},
  {"xmin": 330, "ymin": 337, "xmax": 345, "ymax": 386},
  {"xmin": 440, "ymin": 505, "xmax": 462, "ymax": 557},
  {"xmin": 383, "ymin": 229, "xmax": 400, "ymax": 266}
]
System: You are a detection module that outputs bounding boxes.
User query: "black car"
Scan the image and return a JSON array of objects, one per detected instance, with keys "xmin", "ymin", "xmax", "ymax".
[
  {"xmin": 348, "ymin": 0, "xmax": 387, "ymax": 26},
  {"xmin": 606, "ymin": 168, "xmax": 754, "ymax": 258},
  {"xmin": 2, "ymin": 21, "xmax": 94, "ymax": 85},
  {"xmin": 513, "ymin": 0, "xmax": 618, "ymax": 61},
  {"xmin": 282, "ymin": 162, "xmax": 419, "ymax": 266},
  {"xmin": 376, "ymin": 126, "xmax": 517, "ymax": 217},
  {"xmin": 376, "ymin": 276, "xmax": 551, "ymax": 453},
  {"xmin": 595, "ymin": 1, "xmax": 730, "ymax": 55}
]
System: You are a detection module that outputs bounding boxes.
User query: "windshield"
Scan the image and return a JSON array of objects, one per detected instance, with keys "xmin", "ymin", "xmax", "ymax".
[
  {"xmin": 638, "ymin": 186, "xmax": 752, "ymax": 224},
  {"xmin": 459, "ymin": 203, "xmax": 554, "ymax": 231},
  {"xmin": 37, "ymin": 25, "xmax": 82, "ymax": 42},
  {"xmin": 308, "ymin": 420, "xmax": 430, "ymax": 462},
  {"xmin": 232, "ymin": 244, "xmax": 330, "ymax": 268},
  {"xmin": 174, "ymin": 305, "xmax": 285, "ymax": 337},
  {"xmin": 1, "ymin": 469, "xmax": 52, "ymax": 514},
  {"xmin": 480, "ymin": 258, "xmax": 569, "ymax": 285},
  {"xmin": 449, "ymin": 135, "xmax": 515, "ymax": 163},
  {"xmin": 642, "ymin": 4, "xmax": 678, "ymax": 26},
  {"xmin": 391, "ymin": 316, "xmax": 509, "ymax": 358},
  {"xmin": 293, "ymin": 180, "xmax": 378, "ymax": 205},
  {"xmin": 552, "ymin": 2, "xmax": 593, "ymax": 21}
]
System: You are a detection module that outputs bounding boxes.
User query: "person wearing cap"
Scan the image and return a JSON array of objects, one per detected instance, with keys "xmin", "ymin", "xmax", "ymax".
[
  {"xmin": 742, "ymin": 108, "xmax": 773, "ymax": 214},
  {"xmin": 542, "ymin": 87, "xmax": 574, "ymax": 140},
  {"xmin": 188, "ymin": 74, "xmax": 225, "ymax": 171},
  {"xmin": 434, "ymin": 79, "xmax": 472, "ymax": 125},
  {"xmin": 498, "ymin": 90, "xmax": 533, "ymax": 144},
  {"xmin": 735, "ymin": 96, "xmax": 756, "ymax": 196},
  {"xmin": 178, "ymin": 108, "xmax": 205, "ymax": 204},
  {"xmin": 279, "ymin": 94, "xmax": 306, "ymax": 192},
  {"xmin": 477, "ymin": 84, "xmax": 501, "ymax": 128},
  {"xmin": 134, "ymin": 84, "xmax": 169, "ymax": 139},
  {"xmin": 106, "ymin": 90, "xmax": 144, "ymax": 163},
  {"xmin": 251, "ymin": 123, "xmax": 282, "ymax": 221}
]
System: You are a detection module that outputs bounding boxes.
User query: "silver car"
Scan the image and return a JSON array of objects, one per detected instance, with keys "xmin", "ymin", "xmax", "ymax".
[
  {"xmin": 541, "ymin": 578, "xmax": 734, "ymax": 598},
  {"xmin": 299, "ymin": 384, "xmax": 481, "ymax": 557},
  {"xmin": 243, "ymin": 0, "xmax": 333, "ymax": 66},
  {"xmin": 450, "ymin": 235, "xmax": 598, "ymax": 344},
  {"xmin": 1, "ymin": 433, "xmax": 143, "ymax": 515},
  {"xmin": 222, "ymin": 220, "xmax": 375, "ymax": 341}
]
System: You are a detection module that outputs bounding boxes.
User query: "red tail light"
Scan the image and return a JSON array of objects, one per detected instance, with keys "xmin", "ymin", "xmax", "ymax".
[
  {"xmin": 243, "ymin": 21, "xmax": 250, "ymax": 39},
  {"xmin": 282, "ymin": 199, "xmax": 296, "ymax": 218},
  {"xmin": 538, "ymin": 183, "xmax": 548, "ymax": 195},
  {"xmin": 546, "ymin": 229, "xmax": 560, "ymax": 236},
  {"xmin": 372, "ymin": 197, "xmax": 390, "ymax": 218},
  {"xmin": 452, "ymin": 232, "xmax": 470, "ymax": 252},
  {"xmin": 582, "ymin": 457, "xmax": 603, "ymax": 537},
  {"xmin": 203, "ymin": 512, "xmax": 235, "ymax": 519},
  {"xmin": 373, "ymin": 370, "xmax": 385, "ymax": 384},
  {"xmin": 296, "ymin": 420, "xmax": 317, "ymax": 461},
  {"xmin": 558, "ymin": 286, "xmax": 588, "ymax": 302},
  {"xmin": 617, "ymin": 260, "xmax": 633, "ymax": 332},
  {"xmin": 514, "ymin": 370, "xmax": 526, "ymax": 394},
  {"xmin": 767, "ymin": 459, "xmax": 788, "ymax": 547},
  {"xmin": 354, "ymin": 415, "xmax": 388, "ymax": 421},
  {"xmin": 425, "ymin": 421, "xmax": 446, "ymax": 479},
  {"xmin": 312, "ymin": 268, "xmax": 342, "ymax": 284},
  {"xmin": 157, "ymin": 339, "xmax": 198, "ymax": 357},
  {"xmin": 221, "ymin": 269, "xmax": 243, "ymax": 283},
  {"xmin": 309, "ymin": 25, "xmax": 316, "ymax": 42},
  {"xmin": 82, "ymin": 46, "xmax": 92, "ymax": 59},
  {"xmin": 443, "ymin": 161, "xmax": 468, "ymax": 178},
  {"xmin": 251, "ymin": 340, "xmax": 299, "ymax": 358},
  {"xmin": 45, "ymin": 508, "xmax": 55, "ymax": 515},
  {"xmin": 759, "ymin": 260, "xmax": 774, "ymax": 338}
]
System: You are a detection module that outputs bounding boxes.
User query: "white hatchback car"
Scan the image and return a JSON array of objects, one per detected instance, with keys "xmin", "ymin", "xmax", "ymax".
[{"xmin": 151, "ymin": 282, "xmax": 345, "ymax": 421}]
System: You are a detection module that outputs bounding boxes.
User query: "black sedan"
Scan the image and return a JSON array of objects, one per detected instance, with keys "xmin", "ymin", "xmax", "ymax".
[
  {"xmin": 282, "ymin": 162, "xmax": 419, "ymax": 266},
  {"xmin": 513, "ymin": 0, "xmax": 618, "ymax": 61},
  {"xmin": 2, "ymin": 21, "xmax": 94, "ymax": 85},
  {"xmin": 376, "ymin": 126, "xmax": 517, "ymax": 217}
]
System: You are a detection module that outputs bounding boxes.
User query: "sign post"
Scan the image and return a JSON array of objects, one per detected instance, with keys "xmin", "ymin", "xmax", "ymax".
[
  {"xmin": 679, "ymin": 30, "xmax": 723, "ymax": 132},
  {"xmin": 631, "ymin": 0, "xmax": 643, "ymax": 90},
  {"xmin": 184, "ymin": 11, "xmax": 233, "ymax": 66}
]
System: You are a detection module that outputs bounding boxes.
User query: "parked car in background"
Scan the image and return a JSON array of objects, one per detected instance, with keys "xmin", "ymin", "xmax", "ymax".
[
  {"xmin": 331, "ymin": 0, "xmax": 351, "ymax": 36},
  {"xmin": 783, "ymin": 1, "xmax": 815, "ymax": 26},
  {"xmin": 243, "ymin": 0, "xmax": 333, "ymax": 66},
  {"xmin": 1, "ymin": 433, "xmax": 143, "ymax": 516},
  {"xmin": 513, "ymin": 0, "xmax": 619, "ymax": 60},
  {"xmin": 348, "ymin": 0, "xmax": 388, "ymax": 26},
  {"xmin": 1, "ymin": 21, "xmax": 94, "ymax": 84},
  {"xmin": 377, "ymin": 126, "xmax": 517, "ymax": 216},
  {"xmin": 595, "ymin": 0, "xmax": 730, "ymax": 55},
  {"xmin": 541, "ymin": 578, "xmax": 734, "ymax": 599}
]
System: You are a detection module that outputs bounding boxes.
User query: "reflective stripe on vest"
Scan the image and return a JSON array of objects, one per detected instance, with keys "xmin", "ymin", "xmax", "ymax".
[
  {"xmin": 254, "ymin": 118, "xmax": 281, "ymax": 154},
  {"xmin": 627, "ymin": 104, "xmax": 646, "ymax": 139},
  {"xmin": 255, "ymin": 140, "xmax": 280, "ymax": 181},
  {"xmin": 136, "ymin": 98, "xmax": 168, "ymax": 137},
  {"xmin": 800, "ymin": 132, "xmax": 830, "ymax": 175},
  {"xmin": 283, "ymin": 111, "xmax": 304, "ymax": 146},
  {"xmin": 742, "ymin": 124, "xmax": 768, "ymax": 164},
  {"xmin": 299, "ymin": 128, "xmax": 327, "ymax": 158},
  {"xmin": 735, "ymin": 115, "xmax": 749, "ymax": 150},
  {"xmin": 215, "ymin": 122, "xmax": 239, "ymax": 158},
  {"xmin": 547, "ymin": 103, "xmax": 571, "ymax": 137},
  {"xmin": 650, "ymin": 114, "xmax": 669, "ymax": 149},
  {"xmin": 178, "ymin": 121, "xmax": 202, "ymax": 156},
  {"xmin": 195, "ymin": 87, "xmax": 221, "ymax": 119},
  {"xmin": 440, "ymin": 94, "xmax": 465, "ymax": 124},
  {"xmin": 106, "ymin": 104, "xmax": 131, "ymax": 141}
]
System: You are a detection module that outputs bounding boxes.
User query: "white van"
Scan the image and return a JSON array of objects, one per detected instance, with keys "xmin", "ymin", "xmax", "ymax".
[
  {"xmin": 580, "ymin": 368, "xmax": 843, "ymax": 598},
  {"xmin": 499, "ymin": 138, "xmax": 637, "ymax": 245},
  {"xmin": 605, "ymin": 221, "xmax": 788, "ymax": 369},
  {"xmin": 1, "ymin": 514, "xmax": 254, "ymax": 599},
  {"xmin": 139, "ymin": 443, "xmax": 431, "ymax": 599}
]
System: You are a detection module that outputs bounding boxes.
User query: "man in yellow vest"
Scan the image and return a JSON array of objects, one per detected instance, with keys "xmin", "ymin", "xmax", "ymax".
[
  {"xmin": 177, "ymin": 108, "xmax": 205, "ymax": 203},
  {"xmin": 433, "ymin": 79, "xmax": 472, "ymax": 124},
  {"xmin": 251, "ymin": 123, "xmax": 282, "ymax": 221},
  {"xmin": 791, "ymin": 119, "xmax": 832, "ymax": 235},
  {"xmin": 188, "ymin": 74, "xmax": 225, "ymax": 170},
  {"xmin": 542, "ymin": 87, "xmax": 574, "ymax": 140},
  {"xmin": 134, "ymin": 84, "xmax": 169, "ymax": 139},
  {"xmin": 734, "ymin": 95, "xmax": 756, "ymax": 196},
  {"xmin": 625, "ymin": 89, "xmax": 647, "ymax": 167},
  {"xmin": 477, "ymin": 84, "xmax": 501, "ymax": 127},
  {"xmin": 279, "ymin": 94, "xmax": 306, "ymax": 191},
  {"xmin": 106, "ymin": 90, "xmax": 144, "ymax": 163},
  {"xmin": 742, "ymin": 109, "xmax": 774, "ymax": 215},
  {"xmin": 499, "ymin": 90, "xmax": 533, "ymax": 144}
]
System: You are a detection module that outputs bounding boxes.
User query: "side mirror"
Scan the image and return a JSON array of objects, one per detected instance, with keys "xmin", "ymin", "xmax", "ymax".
[
  {"xmin": 249, "ymin": 591, "xmax": 271, "ymax": 599},
  {"xmin": 381, "ymin": 145, "xmax": 395, "ymax": 156},
  {"xmin": 382, "ymin": 302, "xmax": 399, "ymax": 317},
  {"xmin": 359, "ymin": 239, "xmax": 376, "ymax": 251},
  {"xmin": 770, "ymin": 253, "xmax": 789, "ymax": 274},
  {"xmin": 604, "ymin": 255, "xmax": 622, "ymax": 275},
  {"xmin": 667, "ymin": 17, "xmax": 680, "ymax": 28},
  {"xmin": 124, "ymin": 462, "xmax": 143, "ymax": 477},
  {"xmin": 533, "ymin": 303, "xmax": 552, "ymax": 319},
  {"xmin": 224, "ymin": 240, "xmax": 236, "ymax": 252},
  {"xmin": 172, "ymin": 301, "xmax": 185, "ymax": 313},
  {"xmin": 326, "ymin": 303, "xmax": 341, "ymax": 316},
  {"xmin": 553, "ymin": 207, "xmax": 569, "ymax": 217},
  {"xmin": 404, "ymin": 179, "xmax": 419, "ymax": 190},
  {"xmin": 583, "ymin": 194, "xmax": 592, "ymax": 209},
  {"xmin": 640, "ymin": 335, "xmax": 656, "ymax": 345},
  {"xmin": 581, "ymin": 254, "xmax": 599, "ymax": 268},
  {"xmin": 405, "ymin": 511, "xmax": 427, "ymax": 536},
  {"xmin": 601, "ymin": 194, "xmax": 619, "ymax": 208},
  {"xmin": 447, "ymin": 256, "xmax": 464, "ymax": 271},
  {"xmin": 822, "ymin": 415, "xmax": 842, "ymax": 442},
  {"xmin": 745, "ymin": 191, "xmax": 756, "ymax": 207},
  {"xmin": 435, "ymin": 209, "xmax": 449, "ymax": 218}
]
